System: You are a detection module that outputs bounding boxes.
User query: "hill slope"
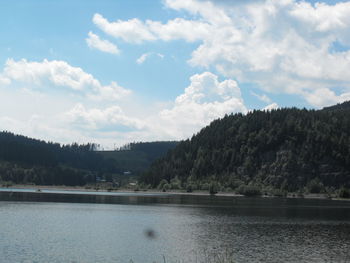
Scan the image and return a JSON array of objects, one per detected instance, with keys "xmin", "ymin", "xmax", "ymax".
[
  {"xmin": 0, "ymin": 132, "xmax": 119, "ymax": 186},
  {"xmin": 141, "ymin": 102, "xmax": 350, "ymax": 194},
  {"xmin": 0, "ymin": 132, "xmax": 177, "ymax": 186},
  {"xmin": 98, "ymin": 141, "xmax": 178, "ymax": 175}
]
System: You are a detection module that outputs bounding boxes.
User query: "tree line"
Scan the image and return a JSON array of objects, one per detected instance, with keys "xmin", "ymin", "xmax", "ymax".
[
  {"xmin": 0, "ymin": 132, "xmax": 121, "ymax": 186},
  {"xmin": 140, "ymin": 102, "xmax": 350, "ymax": 196},
  {"xmin": 0, "ymin": 132, "xmax": 178, "ymax": 186}
]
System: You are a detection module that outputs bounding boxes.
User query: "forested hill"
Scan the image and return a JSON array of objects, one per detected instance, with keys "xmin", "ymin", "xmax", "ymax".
[
  {"xmin": 0, "ymin": 132, "xmax": 119, "ymax": 185},
  {"xmin": 141, "ymin": 102, "xmax": 350, "ymax": 194},
  {"xmin": 98, "ymin": 141, "xmax": 178, "ymax": 175},
  {"xmin": 0, "ymin": 132, "xmax": 107, "ymax": 169},
  {"xmin": 0, "ymin": 132, "xmax": 177, "ymax": 186},
  {"xmin": 322, "ymin": 101, "xmax": 350, "ymax": 111}
]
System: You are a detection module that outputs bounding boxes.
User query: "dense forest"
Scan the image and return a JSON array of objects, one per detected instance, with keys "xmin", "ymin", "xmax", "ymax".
[
  {"xmin": 140, "ymin": 102, "xmax": 350, "ymax": 196},
  {"xmin": 2, "ymin": 101, "xmax": 350, "ymax": 195},
  {"xmin": 0, "ymin": 132, "xmax": 177, "ymax": 186},
  {"xmin": 99, "ymin": 141, "xmax": 178, "ymax": 175},
  {"xmin": 0, "ymin": 132, "xmax": 119, "ymax": 186}
]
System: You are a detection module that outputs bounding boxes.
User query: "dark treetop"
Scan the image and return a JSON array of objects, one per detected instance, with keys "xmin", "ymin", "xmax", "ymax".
[
  {"xmin": 0, "ymin": 131, "xmax": 177, "ymax": 186},
  {"xmin": 141, "ymin": 101, "xmax": 350, "ymax": 195}
]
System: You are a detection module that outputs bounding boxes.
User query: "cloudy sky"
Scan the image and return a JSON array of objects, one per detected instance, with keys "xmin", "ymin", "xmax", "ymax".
[{"xmin": 1, "ymin": 0, "xmax": 350, "ymax": 148}]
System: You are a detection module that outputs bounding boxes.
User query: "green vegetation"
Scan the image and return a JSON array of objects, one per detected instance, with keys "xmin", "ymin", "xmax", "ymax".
[
  {"xmin": 338, "ymin": 187, "xmax": 350, "ymax": 198},
  {"xmin": 2, "ymin": 101, "xmax": 350, "ymax": 197},
  {"xmin": 236, "ymin": 184, "xmax": 261, "ymax": 196},
  {"xmin": 98, "ymin": 141, "xmax": 178, "ymax": 175},
  {"xmin": 0, "ymin": 132, "xmax": 113, "ymax": 186},
  {"xmin": 141, "ymin": 101, "xmax": 350, "ymax": 196},
  {"xmin": 0, "ymin": 132, "xmax": 177, "ymax": 187}
]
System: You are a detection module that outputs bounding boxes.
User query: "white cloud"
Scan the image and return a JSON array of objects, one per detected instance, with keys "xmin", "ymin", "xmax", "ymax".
[
  {"xmin": 290, "ymin": 1, "xmax": 350, "ymax": 34},
  {"xmin": 146, "ymin": 18, "xmax": 211, "ymax": 42},
  {"xmin": 64, "ymin": 103, "xmax": 145, "ymax": 130},
  {"xmin": 93, "ymin": 13, "xmax": 156, "ymax": 43},
  {"xmin": 302, "ymin": 88, "xmax": 350, "ymax": 108},
  {"xmin": 93, "ymin": 0, "xmax": 350, "ymax": 107},
  {"xmin": 0, "ymin": 59, "xmax": 134, "ymax": 147},
  {"xmin": 86, "ymin": 31, "xmax": 120, "ymax": 54},
  {"xmin": 0, "ymin": 59, "xmax": 140, "ymax": 148},
  {"xmin": 182, "ymin": 0, "xmax": 350, "ymax": 107},
  {"xmin": 152, "ymin": 72, "xmax": 247, "ymax": 139},
  {"xmin": 63, "ymin": 72, "xmax": 247, "ymax": 143},
  {"xmin": 136, "ymin": 53, "xmax": 151, "ymax": 64},
  {"xmin": 164, "ymin": 0, "xmax": 232, "ymax": 25},
  {"xmin": 136, "ymin": 52, "xmax": 164, "ymax": 64},
  {"xmin": 263, "ymin": 103, "xmax": 279, "ymax": 111},
  {"xmin": 93, "ymin": 13, "xmax": 211, "ymax": 43},
  {"xmin": 0, "ymin": 58, "xmax": 131, "ymax": 101},
  {"xmin": 88, "ymin": 81, "xmax": 131, "ymax": 102},
  {"xmin": 250, "ymin": 91, "xmax": 272, "ymax": 104},
  {"xmin": 60, "ymin": 72, "xmax": 248, "ymax": 143},
  {"xmin": 0, "ymin": 114, "xmax": 87, "ymax": 146},
  {"xmin": 2, "ymin": 58, "xmax": 97, "ymax": 91},
  {"xmin": 0, "ymin": 65, "xmax": 248, "ymax": 148},
  {"xmin": 0, "ymin": 75, "xmax": 10, "ymax": 86}
]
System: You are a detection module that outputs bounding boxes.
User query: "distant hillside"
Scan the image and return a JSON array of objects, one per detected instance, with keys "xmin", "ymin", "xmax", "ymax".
[
  {"xmin": 0, "ymin": 132, "xmax": 120, "ymax": 186},
  {"xmin": 98, "ymin": 141, "xmax": 178, "ymax": 175},
  {"xmin": 141, "ymin": 102, "xmax": 350, "ymax": 194},
  {"xmin": 322, "ymin": 101, "xmax": 350, "ymax": 111},
  {"xmin": 0, "ymin": 132, "xmax": 178, "ymax": 186}
]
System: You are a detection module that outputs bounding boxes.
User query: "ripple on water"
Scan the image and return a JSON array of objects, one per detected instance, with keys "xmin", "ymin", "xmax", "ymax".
[{"xmin": 0, "ymin": 197, "xmax": 349, "ymax": 263}]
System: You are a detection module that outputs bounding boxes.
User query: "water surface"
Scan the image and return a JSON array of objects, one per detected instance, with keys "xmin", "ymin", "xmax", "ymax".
[{"xmin": 0, "ymin": 190, "xmax": 349, "ymax": 262}]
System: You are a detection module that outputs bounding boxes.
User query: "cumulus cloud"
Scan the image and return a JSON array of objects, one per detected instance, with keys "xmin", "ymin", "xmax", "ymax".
[
  {"xmin": 94, "ymin": 0, "xmax": 350, "ymax": 107},
  {"xmin": 63, "ymin": 72, "xmax": 247, "ymax": 142},
  {"xmin": 152, "ymin": 72, "xmax": 247, "ymax": 138},
  {"xmin": 164, "ymin": 0, "xmax": 232, "ymax": 25},
  {"xmin": 64, "ymin": 103, "xmax": 145, "ymax": 130},
  {"xmin": 93, "ymin": 13, "xmax": 211, "ymax": 43},
  {"xmin": 0, "ymin": 114, "xmax": 88, "ymax": 146},
  {"xmin": 62, "ymin": 72, "xmax": 248, "ymax": 143},
  {"xmin": 93, "ymin": 14, "xmax": 156, "ymax": 43},
  {"xmin": 86, "ymin": 31, "xmax": 120, "ymax": 54},
  {"xmin": 88, "ymin": 81, "xmax": 131, "ymax": 102},
  {"xmin": 290, "ymin": 1, "xmax": 350, "ymax": 34},
  {"xmin": 0, "ymin": 58, "xmax": 131, "ymax": 101},
  {"xmin": 0, "ymin": 66, "xmax": 249, "ymax": 148},
  {"xmin": 146, "ymin": 18, "xmax": 212, "ymax": 42},
  {"xmin": 182, "ymin": 0, "xmax": 350, "ymax": 107},
  {"xmin": 302, "ymin": 88, "xmax": 350, "ymax": 108}
]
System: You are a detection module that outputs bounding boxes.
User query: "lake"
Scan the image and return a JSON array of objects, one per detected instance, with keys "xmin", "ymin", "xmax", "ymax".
[{"xmin": 0, "ymin": 189, "xmax": 350, "ymax": 263}]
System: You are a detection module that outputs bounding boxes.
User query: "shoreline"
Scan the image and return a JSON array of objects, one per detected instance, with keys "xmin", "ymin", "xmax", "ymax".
[{"xmin": 1, "ymin": 184, "xmax": 349, "ymax": 201}]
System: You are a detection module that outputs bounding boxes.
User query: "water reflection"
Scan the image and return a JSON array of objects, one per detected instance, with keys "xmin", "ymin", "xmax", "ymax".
[
  {"xmin": 0, "ymin": 190, "xmax": 350, "ymax": 262},
  {"xmin": 1, "ymin": 190, "xmax": 350, "ymax": 220}
]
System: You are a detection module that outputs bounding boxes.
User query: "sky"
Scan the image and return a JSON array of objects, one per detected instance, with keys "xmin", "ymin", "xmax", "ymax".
[{"xmin": 1, "ymin": 0, "xmax": 350, "ymax": 149}]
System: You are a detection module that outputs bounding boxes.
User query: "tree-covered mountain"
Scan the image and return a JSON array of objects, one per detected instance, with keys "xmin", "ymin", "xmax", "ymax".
[
  {"xmin": 0, "ymin": 132, "xmax": 120, "ymax": 186},
  {"xmin": 322, "ymin": 101, "xmax": 350, "ymax": 111},
  {"xmin": 0, "ymin": 132, "xmax": 177, "ymax": 186},
  {"xmin": 98, "ymin": 141, "xmax": 178, "ymax": 176},
  {"xmin": 141, "ymin": 102, "xmax": 350, "ymax": 195}
]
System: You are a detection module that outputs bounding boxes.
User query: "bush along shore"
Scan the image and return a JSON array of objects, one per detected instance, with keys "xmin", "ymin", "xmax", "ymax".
[{"xmin": 135, "ymin": 179, "xmax": 350, "ymax": 199}]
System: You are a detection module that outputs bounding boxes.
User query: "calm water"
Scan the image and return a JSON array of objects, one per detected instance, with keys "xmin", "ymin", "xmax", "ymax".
[{"xmin": 0, "ymin": 190, "xmax": 350, "ymax": 263}]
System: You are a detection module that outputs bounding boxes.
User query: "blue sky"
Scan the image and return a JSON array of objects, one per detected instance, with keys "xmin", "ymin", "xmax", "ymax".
[{"xmin": 1, "ymin": 0, "xmax": 350, "ymax": 148}]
